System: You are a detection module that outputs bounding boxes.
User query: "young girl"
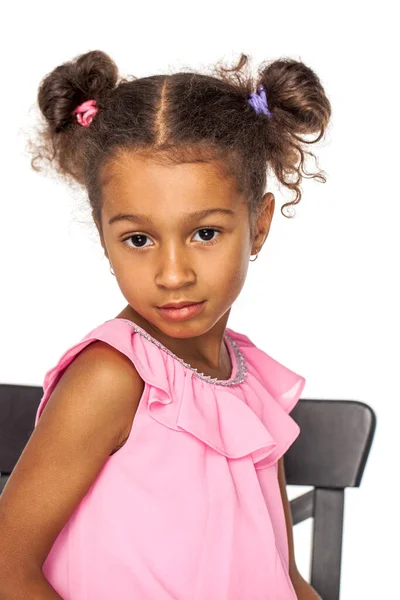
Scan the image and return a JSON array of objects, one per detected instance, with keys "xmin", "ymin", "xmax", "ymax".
[{"xmin": 0, "ymin": 51, "xmax": 330, "ymax": 599}]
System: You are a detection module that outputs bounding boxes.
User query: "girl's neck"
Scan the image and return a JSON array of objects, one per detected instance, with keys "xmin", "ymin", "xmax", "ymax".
[{"xmin": 114, "ymin": 305, "xmax": 232, "ymax": 379}]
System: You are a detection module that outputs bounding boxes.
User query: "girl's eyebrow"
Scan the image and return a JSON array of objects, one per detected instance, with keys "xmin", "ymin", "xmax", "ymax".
[{"xmin": 108, "ymin": 208, "xmax": 235, "ymax": 226}]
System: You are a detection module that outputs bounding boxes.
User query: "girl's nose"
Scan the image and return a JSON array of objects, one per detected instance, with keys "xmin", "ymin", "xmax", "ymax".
[{"xmin": 155, "ymin": 247, "xmax": 196, "ymax": 289}]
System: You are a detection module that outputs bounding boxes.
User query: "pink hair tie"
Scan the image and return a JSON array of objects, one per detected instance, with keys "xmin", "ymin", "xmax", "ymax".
[{"xmin": 72, "ymin": 99, "xmax": 98, "ymax": 127}]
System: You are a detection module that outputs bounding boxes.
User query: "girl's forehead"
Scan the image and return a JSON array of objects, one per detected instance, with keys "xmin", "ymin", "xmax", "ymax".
[
  {"xmin": 101, "ymin": 152, "xmax": 232, "ymax": 186},
  {"xmin": 100, "ymin": 151, "xmax": 243, "ymax": 207}
]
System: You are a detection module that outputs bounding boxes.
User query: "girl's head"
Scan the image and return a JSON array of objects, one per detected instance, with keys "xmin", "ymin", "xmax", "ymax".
[{"xmin": 29, "ymin": 51, "xmax": 331, "ymax": 338}]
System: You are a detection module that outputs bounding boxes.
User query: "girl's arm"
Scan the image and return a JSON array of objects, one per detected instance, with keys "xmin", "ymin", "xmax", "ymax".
[
  {"xmin": 0, "ymin": 571, "xmax": 63, "ymax": 599},
  {"xmin": 290, "ymin": 571, "xmax": 322, "ymax": 600},
  {"xmin": 277, "ymin": 457, "xmax": 322, "ymax": 600},
  {"xmin": 0, "ymin": 341, "xmax": 143, "ymax": 597}
]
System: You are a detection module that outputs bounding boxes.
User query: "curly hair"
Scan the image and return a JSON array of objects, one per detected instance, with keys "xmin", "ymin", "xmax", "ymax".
[{"xmin": 27, "ymin": 50, "xmax": 331, "ymax": 239}]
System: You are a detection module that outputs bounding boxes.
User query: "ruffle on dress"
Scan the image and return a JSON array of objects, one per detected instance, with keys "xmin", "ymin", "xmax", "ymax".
[{"xmin": 36, "ymin": 319, "xmax": 305, "ymax": 471}]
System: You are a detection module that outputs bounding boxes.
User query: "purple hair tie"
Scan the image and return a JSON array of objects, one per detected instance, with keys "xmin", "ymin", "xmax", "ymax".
[{"xmin": 248, "ymin": 85, "xmax": 272, "ymax": 118}]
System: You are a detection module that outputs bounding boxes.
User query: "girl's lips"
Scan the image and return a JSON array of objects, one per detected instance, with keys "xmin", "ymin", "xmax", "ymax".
[
  {"xmin": 157, "ymin": 301, "xmax": 206, "ymax": 321},
  {"xmin": 160, "ymin": 302, "xmax": 200, "ymax": 309}
]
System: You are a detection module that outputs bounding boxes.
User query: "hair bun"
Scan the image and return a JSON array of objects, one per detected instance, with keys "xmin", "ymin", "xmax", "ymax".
[
  {"xmin": 258, "ymin": 58, "xmax": 331, "ymax": 140},
  {"xmin": 37, "ymin": 50, "xmax": 119, "ymax": 132}
]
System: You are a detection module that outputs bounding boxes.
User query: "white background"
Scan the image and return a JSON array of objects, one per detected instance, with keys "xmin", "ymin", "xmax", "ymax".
[{"xmin": 1, "ymin": 1, "xmax": 398, "ymax": 598}]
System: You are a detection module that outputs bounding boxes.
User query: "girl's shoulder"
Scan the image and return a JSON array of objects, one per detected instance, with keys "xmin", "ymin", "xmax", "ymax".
[{"xmin": 35, "ymin": 318, "xmax": 158, "ymax": 428}]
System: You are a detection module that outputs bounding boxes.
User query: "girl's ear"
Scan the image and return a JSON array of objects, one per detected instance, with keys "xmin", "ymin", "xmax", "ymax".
[{"xmin": 251, "ymin": 192, "xmax": 275, "ymax": 253}]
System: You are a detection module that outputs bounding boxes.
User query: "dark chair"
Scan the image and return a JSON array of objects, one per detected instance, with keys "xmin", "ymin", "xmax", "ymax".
[
  {"xmin": 0, "ymin": 384, "xmax": 44, "ymax": 494},
  {"xmin": 285, "ymin": 399, "xmax": 376, "ymax": 600},
  {"xmin": 0, "ymin": 386, "xmax": 376, "ymax": 600}
]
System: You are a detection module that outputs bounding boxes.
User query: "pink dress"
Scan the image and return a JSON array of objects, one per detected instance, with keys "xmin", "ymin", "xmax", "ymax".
[{"xmin": 35, "ymin": 318, "xmax": 306, "ymax": 600}]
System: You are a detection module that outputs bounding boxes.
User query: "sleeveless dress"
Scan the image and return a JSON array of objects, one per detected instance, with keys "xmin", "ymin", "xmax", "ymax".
[{"xmin": 34, "ymin": 318, "xmax": 306, "ymax": 600}]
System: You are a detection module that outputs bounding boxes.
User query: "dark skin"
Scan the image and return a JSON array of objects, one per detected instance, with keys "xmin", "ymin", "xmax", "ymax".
[{"xmin": 95, "ymin": 150, "xmax": 320, "ymax": 598}]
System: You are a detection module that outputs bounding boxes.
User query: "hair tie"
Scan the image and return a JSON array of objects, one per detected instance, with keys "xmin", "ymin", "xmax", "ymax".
[
  {"xmin": 72, "ymin": 99, "xmax": 98, "ymax": 127},
  {"xmin": 248, "ymin": 85, "xmax": 272, "ymax": 118}
]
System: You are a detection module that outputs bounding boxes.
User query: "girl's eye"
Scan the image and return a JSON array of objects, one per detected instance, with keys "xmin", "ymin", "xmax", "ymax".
[{"xmin": 122, "ymin": 228, "xmax": 222, "ymax": 250}]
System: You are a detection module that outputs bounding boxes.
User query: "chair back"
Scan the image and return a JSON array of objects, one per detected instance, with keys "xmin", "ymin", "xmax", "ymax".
[
  {"xmin": 285, "ymin": 399, "xmax": 376, "ymax": 600},
  {"xmin": 0, "ymin": 383, "xmax": 43, "ymax": 492}
]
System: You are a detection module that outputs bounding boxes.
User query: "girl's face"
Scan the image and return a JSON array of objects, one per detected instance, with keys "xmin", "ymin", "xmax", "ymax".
[{"xmin": 96, "ymin": 151, "xmax": 272, "ymax": 350}]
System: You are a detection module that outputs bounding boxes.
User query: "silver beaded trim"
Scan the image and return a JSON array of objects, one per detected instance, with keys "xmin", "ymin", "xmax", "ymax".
[{"xmin": 109, "ymin": 318, "xmax": 248, "ymax": 386}]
